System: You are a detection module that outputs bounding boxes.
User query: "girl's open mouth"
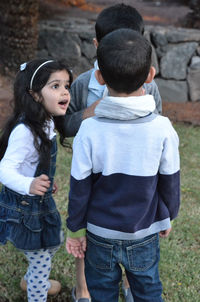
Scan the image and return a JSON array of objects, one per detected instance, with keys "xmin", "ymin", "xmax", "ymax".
[{"xmin": 58, "ymin": 100, "xmax": 68, "ymax": 109}]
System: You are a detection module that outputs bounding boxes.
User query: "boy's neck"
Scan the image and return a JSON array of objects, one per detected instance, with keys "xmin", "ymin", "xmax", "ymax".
[{"xmin": 108, "ymin": 86, "xmax": 145, "ymax": 97}]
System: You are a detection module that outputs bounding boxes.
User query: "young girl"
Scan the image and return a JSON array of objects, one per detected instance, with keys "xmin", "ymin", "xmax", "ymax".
[{"xmin": 0, "ymin": 58, "xmax": 72, "ymax": 302}]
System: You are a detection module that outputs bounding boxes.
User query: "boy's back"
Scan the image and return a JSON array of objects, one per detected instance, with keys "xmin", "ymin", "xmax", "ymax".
[{"xmin": 69, "ymin": 98, "xmax": 179, "ymax": 240}]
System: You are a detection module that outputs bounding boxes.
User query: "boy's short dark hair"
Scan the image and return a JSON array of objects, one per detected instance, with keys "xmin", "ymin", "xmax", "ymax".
[
  {"xmin": 95, "ymin": 4, "xmax": 144, "ymax": 42},
  {"xmin": 97, "ymin": 28, "xmax": 152, "ymax": 94}
]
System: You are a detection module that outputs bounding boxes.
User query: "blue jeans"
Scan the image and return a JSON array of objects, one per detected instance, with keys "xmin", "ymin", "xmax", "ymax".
[{"xmin": 85, "ymin": 232, "xmax": 164, "ymax": 302}]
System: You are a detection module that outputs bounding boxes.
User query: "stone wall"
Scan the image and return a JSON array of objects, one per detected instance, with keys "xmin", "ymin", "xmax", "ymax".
[
  {"xmin": 38, "ymin": 18, "xmax": 200, "ymax": 103},
  {"xmin": 148, "ymin": 26, "xmax": 200, "ymax": 103}
]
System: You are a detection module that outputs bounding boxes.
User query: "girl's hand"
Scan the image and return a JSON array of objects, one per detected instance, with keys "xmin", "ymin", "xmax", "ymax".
[
  {"xmin": 52, "ymin": 181, "xmax": 58, "ymax": 194},
  {"xmin": 159, "ymin": 227, "xmax": 172, "ymax": 238},
  {"xmin": 29, "ymin": 174, "xmax": 50, "ymax": 195}
]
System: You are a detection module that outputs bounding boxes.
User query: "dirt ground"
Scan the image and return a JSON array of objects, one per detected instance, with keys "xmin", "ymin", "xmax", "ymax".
[{"xmin": 0, "ymin": 0, "xmax": 200, "ymax": 128}]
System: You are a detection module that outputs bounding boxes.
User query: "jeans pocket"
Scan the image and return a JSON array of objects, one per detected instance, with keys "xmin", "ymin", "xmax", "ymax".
[
  {"xmin": 127, "ymin": 234, "xmax": 159, "ymax": 272},
  {"xmin": 0, "ymin": 202, "xmax": 22, "ymax": 224},
  {"xmin": 86, "ymin": 234, "xmax": 113, "ymax": 270},
  {"xmin": 23, "ymin": 214, "xmax": 43, "ymax": 232}
]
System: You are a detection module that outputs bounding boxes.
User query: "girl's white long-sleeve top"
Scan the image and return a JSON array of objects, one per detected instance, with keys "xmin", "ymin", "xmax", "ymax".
[{"xmin": 0, "ymin": 120, "xmax": 56, "ymax": 195}]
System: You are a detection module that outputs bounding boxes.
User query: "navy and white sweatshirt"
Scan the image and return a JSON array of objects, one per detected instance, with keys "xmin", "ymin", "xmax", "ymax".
[{"xmin": 67, "ymin": 94, "xmax": 180, "ymax": 240}]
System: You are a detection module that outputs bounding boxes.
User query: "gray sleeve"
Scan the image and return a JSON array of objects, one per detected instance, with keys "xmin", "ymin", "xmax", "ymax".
[
  {"xmin": 144, "ymin": 80, "xmax": 162, "ymax": 114},
  {"xmin": 60, "ymin": 70, "xmax": 91, "ymax": 137}
]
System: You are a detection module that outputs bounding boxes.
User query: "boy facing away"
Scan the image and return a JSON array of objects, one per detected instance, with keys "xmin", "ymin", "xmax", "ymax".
[
  {"xmin": 66, "ymin": 28, "xmax": 180, "ymax": 302},
  {"xmin": 58, "ymin": 3, "xmax": 162, "ymax": 138},
  {"xmin": 62, "ymin": 4, "xmax": 162, "ymax": 302}
]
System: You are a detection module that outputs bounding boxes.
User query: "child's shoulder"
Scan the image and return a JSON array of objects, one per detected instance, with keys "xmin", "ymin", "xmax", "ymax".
[
  {"xmin": 12, "ymin": 122, "xmax": 31, "ymax": 132},
  {"xmin": 76, "ymin": 116, "xmax": 97, "ymax": 137},
  {"xmin": 154, "ymin": 115, "xmax": 178, "ymax": 137},
  {"xmin": 72, "ymin": 69, "xmax": 93, "ymax": 85},
  {"xmin": 143, "ymin": 80, "xmax": 158, "ymax": 92},
  {"xmin": 154, "ymin": 114, "xmax": 171, "ymax": 127},
  {"xmin": 80, "ymin": 116, "xmax": 97, "ymax": 129},
  {"xmin": 9, "ymin": 123, "xmax": 33, "ymax": 141}
]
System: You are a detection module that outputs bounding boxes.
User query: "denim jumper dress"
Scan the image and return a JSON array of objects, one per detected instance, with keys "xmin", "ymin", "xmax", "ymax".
[{"xmin": 0, "ymin": 133, "xmax": 63, "ymax": 252}]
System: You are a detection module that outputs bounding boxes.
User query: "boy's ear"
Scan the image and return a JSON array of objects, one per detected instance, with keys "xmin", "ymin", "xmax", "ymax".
[
  {"xmin": 95, "ymin": 70, "xmax": 105, "ymax": 85},
  {"xmin": 145, "ymin": 66, "xmax": 156, "ymax": 84},
  {"xmin": 93, "ymin": 38, "xmax": 98, "ymax": 49}
]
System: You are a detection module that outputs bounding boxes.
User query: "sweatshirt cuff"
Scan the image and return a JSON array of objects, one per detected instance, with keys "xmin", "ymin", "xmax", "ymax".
[
  {"xmin": 67, "ymin": 228, "xmax": 86, "ymax": 238},
  {"xmin": 26, "ymin": 177, "xmax": 35, "ymax": 195}
]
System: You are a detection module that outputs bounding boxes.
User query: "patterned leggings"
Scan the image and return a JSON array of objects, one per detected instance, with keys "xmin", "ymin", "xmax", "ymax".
[{"xmin": 24, "ymin": 247, "xmax": 59, "ymax": 302}]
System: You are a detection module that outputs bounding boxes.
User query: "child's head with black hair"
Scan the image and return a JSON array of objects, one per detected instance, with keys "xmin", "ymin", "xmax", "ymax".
[
  {"xmin": 96, "ymin": 28, "xmax": 155, "ymax": 95},
  {"xmin": 14, "ymin": 59, "xmax": 73, "ymax": 122},
  {"xmin": 95, "ymin": 3, "xmax": 144, "ymax": 44},
  {"xmin": 0, "ymin": 58, "xmax": 73, "ymax": 162}
]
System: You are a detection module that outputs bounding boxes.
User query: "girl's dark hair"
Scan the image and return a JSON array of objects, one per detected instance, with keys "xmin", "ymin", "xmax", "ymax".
[{"xmin": 0, "ymin": 58, "xmax": 73, "ymax": 169}]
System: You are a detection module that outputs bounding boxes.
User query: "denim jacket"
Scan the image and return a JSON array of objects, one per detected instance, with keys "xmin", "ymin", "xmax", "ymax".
[{"xmin": 0, "ymin": 135, "xmax": 63, "ymax": 251}]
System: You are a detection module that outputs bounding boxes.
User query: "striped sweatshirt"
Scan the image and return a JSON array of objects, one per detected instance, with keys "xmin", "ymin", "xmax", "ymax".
[{"xmin": 67, "ymin": 94, "xmax": 180, "ymax": 240}]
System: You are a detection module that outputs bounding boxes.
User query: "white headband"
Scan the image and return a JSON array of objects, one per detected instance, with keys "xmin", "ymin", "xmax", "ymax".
[{"xmin": 30, "ymin": 60, "xmax": 54, "ymax": 90}]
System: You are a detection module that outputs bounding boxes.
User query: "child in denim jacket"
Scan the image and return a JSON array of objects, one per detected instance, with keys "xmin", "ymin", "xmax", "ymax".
[{"xmin": 0, "ymin": 58, "xmax": 72, "ymax": 302}]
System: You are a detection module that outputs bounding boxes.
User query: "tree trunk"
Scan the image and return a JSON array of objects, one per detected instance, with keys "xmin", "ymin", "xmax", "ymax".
[
  {"xmin": 0, "ymin": 0, "xmax": 39, "ymax": 74},
  {"xmin": 182, "ymin": 0, "xmax": 200, "ymax": 28},
  {"xmin": 189, "ymin": 0, "xmax": 200, "ymax": 26}
]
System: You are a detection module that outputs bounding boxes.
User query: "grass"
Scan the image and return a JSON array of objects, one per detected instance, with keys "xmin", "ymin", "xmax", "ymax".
[{"xmin": 0, "ymin": 123, "xmax": 200, "ymax": 301}]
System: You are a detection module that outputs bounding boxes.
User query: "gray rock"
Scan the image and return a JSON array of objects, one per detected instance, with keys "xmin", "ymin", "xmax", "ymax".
[
  {"xmin": 149, "ymin": 26, "xmax": 200, "ymax": 44},
  {"xmin": 150, "ymin": 28, "xmax": 168, "ymax": 47},
  {"xmin": 155, "ymin": 46, "xmax": 166, "ymax": 59},
  {"xmin": 152, "ymin": 46, "xmax": 159, "ymax": 75},
  {"xmin": 79, "ymin": 31, "xmax": 95, "ymax": 42},
  {"xmin": 144, "ymin": 31, "xmax": 159, "ymax": 74},
  {"xmin": 160, "ymin": 42, "xmax": 198, "ymax": 80},
  {"xmin": 187, "ymin": 65, "xmax": 200, "ymax": 101},
  {"xmin": 166, "ymin": 27, "xmax": 200, "ymax": 43},
  {"xmin": 72, "ymin": 57, "xmax": 93, "ymax": 78},
  {"xmin": 190, "ymin": 56, "xmax": 200, "ymax": 69},
  {"xmin": 155, "ymin": 78, "xmax": 188, "ymax": 102},
  {"xmin": 81, "ymin": 41, "xmax": 96, "ymax": 60},
  {"xmin": 40, "ymin": 19, "xmax": 94, "ymax": 35},
  {"xmin": 45, "ymin": 32, "xmax": 81, "ymax": 64}
]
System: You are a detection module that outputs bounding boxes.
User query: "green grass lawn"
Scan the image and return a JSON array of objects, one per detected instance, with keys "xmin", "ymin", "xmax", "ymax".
[{"xmin": 0, "ymin": 123, "xmax": 200, "ymax": 302}]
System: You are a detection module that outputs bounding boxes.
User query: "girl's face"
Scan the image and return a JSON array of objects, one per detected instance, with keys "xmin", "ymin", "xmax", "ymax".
[{"xmin": 40, "ymin": 70, "xmax": 71, "ymax": 116}]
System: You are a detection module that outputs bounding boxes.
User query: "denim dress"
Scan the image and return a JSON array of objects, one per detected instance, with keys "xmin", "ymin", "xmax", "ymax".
[{"xmin": 0, "ymin": 135, "xmax": 63, "ymax": 251}]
